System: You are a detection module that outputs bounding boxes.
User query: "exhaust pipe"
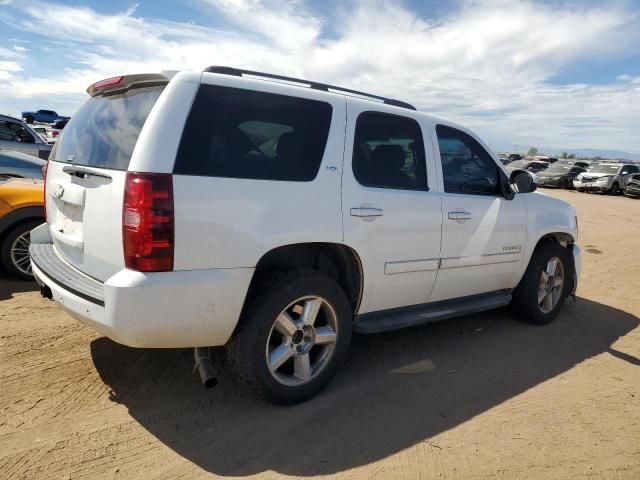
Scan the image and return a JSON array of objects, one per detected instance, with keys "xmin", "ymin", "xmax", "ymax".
[{"xmin": 193, "ymin": 347, "xmax": 219, "ymax": 389}]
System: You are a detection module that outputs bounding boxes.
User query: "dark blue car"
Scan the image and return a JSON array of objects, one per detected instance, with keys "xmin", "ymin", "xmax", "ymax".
[{"xmin": 21, "ymin": 109, "xmax": 69, "ymax": 124}]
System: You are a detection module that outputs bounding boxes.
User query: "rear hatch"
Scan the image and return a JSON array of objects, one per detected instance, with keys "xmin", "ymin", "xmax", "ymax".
[{"xmin": 45, "ymin": 75, "xmax": 167, "ymax": 282}]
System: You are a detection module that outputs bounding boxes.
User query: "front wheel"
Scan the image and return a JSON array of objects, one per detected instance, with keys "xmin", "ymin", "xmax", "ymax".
[
  {"xmin": 609, "ymin": 182, "xmax": 620, "ymax": 195},
  {"xmin": 511, "ymin": 241, "xmax": 572, "ymax": 325},
  {"xmin": 227, "ymin": 269, "xmax": 352, "ymax": 404}
]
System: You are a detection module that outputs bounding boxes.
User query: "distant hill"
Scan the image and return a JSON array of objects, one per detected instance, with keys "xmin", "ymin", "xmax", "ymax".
[{"xmin": 511, "ymin": 145, "xmax": 640, "ymax": 160}]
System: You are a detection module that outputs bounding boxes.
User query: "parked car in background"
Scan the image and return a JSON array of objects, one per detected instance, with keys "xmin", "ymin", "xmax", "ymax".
[
  {"xmin": 506, "ymin": 159, "xmax": 549, "ymax": 174},
  {"xmin": 0, "ymin": 177, "xmax": 44, "ymax": 279},
  {"xmin": 30, "ymin": 68, "xmax": 580, "ymax": 404},
  {"xmin": 50, "ymin": 119, "xmax": 68, "ymax": 142},
  {"xmin": 536, "ymin": 161, "xmax": 587, "ymax": 189},
  {"xmin": 0, "ymin": 115, "xmax": 52, "ymax": 160},
  {"xmin": 0, "ymin": 150, "xmax": 46, "ymax": 179},
  {"xmin": 521, "ymin": 155, "xmax": 557, "ymax": 164},
  {"xmin": 623, "ymin": 174, "xmax": 640, "ymax": 198},
  {"xmin": 497, "ymin": 153, "xmax": 511, "ymax": 165},
  {"xmin": 30, "ymin": 124, "xmax": 56, "ymax": 144},
  {"xmin": 508, "ymin": 153, "xmax": 523, "ymax": 161},
  {"xmin": 573, "ymin": 163, "xmax": 640, "ymax": 194},
  {"xmin": 21, "ymin": 110, "xmax": 69, "ymax": 124}
]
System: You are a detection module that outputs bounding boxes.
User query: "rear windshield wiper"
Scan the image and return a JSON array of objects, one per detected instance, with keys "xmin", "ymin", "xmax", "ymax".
[{"xmin": 62, "ymin": 165, "xmax": 112, "ymax": 179}]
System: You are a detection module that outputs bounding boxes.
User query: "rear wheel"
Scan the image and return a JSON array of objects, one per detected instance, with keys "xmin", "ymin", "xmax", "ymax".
[
  {"xmin": 227, "ymin": 269, "xmax": 352, "ymax": 404},
  {"xmin": 1, "ymin": 220, "xmax": 41, "ymax": 280},
  {"xmin": 24, "ymin": 114, "xmax": 34, "ymax": 124},
  {"xmin": 511, "ymin": 241, "xmax": 572, "ymax": 325}
]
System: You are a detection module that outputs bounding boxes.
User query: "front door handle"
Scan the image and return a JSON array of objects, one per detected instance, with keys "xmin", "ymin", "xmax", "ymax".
[
  {"xmin": 448, "ymin": 210, "xmax": 472, "ymax": 221},
  {"xmin": 351, "ymin": 207, "xmax": 384, "ymax": 218}
]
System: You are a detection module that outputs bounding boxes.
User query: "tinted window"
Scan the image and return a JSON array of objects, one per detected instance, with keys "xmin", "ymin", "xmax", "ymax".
[
  {"xmin": 589, "ymin": 164, "xmax": 620, "ymax": 174},
  {"xmin": 352, "ymin": 112, "xmax": 427, "ymax": 190},
  {"xmin": 0, "ymin": 120, "xmax": 35, "ymax": 143},
  {"xmin": 54, "ymin": 85, "xmax": 165, "ymax": 169},
  {"xmin": 174, "ymin": 85, "xmax": 332, "ymax": 182},
  {"xmin": 436, "ymin": 125, "xmax": 500, "ymax": 195}
]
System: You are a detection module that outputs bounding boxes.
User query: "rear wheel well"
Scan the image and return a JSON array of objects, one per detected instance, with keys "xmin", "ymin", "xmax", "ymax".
[{"xmin": 250, "ymin": 243, "xmax": 363, "ymax": 313}]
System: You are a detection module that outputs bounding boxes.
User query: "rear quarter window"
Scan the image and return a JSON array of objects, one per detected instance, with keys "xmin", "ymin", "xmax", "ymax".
[{"xmin": 173, "ymin": 85, "xmax": 333, "ymax": 181}]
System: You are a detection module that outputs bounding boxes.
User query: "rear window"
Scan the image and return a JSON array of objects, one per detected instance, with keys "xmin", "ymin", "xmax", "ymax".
[
  {"xmin": 53, "ymin": 85, "xmax": 165, "ymax": 170},
  {"xmin": 173, "ymin": 85, "xmax": 333, "ymax": 181}
]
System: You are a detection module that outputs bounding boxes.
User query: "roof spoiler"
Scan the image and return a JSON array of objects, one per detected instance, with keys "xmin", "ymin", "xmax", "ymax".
[{"xmin": 86, "ymin": 73, "xmax": 169, "ymax": 96}]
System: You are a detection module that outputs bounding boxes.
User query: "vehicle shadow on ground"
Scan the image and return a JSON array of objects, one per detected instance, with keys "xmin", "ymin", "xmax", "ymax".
[
  {"xmin": 0, "ymin": 273, "xmax": 38, "ymax": 301},
  {"xmin": 91, "ymin": 297, "xmax": 639, "ymax": 477}
]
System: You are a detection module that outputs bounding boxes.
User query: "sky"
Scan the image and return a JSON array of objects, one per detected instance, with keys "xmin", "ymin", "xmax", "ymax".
[{"xmin": 0, "ymin": 0, "xmax": 639, "ymax": 153}]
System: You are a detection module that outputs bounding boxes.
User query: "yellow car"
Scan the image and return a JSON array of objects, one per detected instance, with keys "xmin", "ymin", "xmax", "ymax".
[{"xmin": 0, "ymin": 177, "xmax": 44, "ymax": 279}]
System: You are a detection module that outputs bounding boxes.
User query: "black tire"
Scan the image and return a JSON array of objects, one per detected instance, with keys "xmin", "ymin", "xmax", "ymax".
[
  {"xmin": 1, "ymin": 220, "xmax": 41, "ymax": 280},
  {"xmin": 609, "ymin": 182, "xmax": 620, "ymax": 195},
  {"xmin": 576, "ymin": 188, "xmax": 584, "ymax": 192},
  {"xmin": 227, "ymin": 268, "xmax": 352, "ymax": 404},
  {"xmin": 24, "ymin": 114, "xmax": 34, "ymax": 124},
  {"xmin": 511, "ymin": 241, "xmax": 572, "ymax": 325}
]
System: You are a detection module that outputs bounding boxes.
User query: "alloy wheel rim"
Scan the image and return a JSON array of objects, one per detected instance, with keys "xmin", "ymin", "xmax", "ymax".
[
  {"xmin": 538, "ymin": 257, "xmax": 564, "ymax": 314},
  {"xmin": 10, "ymin": 231, "xmax": 32, "ymax": 276},
  {"xmin": 265, "ymin": 296, "xmax": 338, "ymax": 387}
]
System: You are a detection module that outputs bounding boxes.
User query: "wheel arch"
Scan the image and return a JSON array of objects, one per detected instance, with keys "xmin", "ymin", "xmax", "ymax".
[
  {"xmin": 0, "ymin": 206, "xmax": 44, "ymax": 245},
  {"xmin": 515, "ymin": 231, "xmax": 577, "ymax": 292},
  {"xmin": 249, "ymin": 242, "xmax": 364, "ymax": 314}
]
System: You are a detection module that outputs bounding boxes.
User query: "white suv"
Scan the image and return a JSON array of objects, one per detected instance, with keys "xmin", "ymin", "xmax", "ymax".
[{"xmin": 30, "ymin": 67, "xmax": 581, "ymax": 404}]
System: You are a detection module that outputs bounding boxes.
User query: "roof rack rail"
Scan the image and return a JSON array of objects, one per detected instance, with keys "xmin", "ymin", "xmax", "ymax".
[{"xmin": 204, "ymin": 66, "xmax": 416, "ymax": 111}]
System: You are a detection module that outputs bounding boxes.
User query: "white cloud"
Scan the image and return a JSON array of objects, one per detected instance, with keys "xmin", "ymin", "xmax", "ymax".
[{"xmin": 1, "ymin": 0, "xmax": 639, "ymax": 152}]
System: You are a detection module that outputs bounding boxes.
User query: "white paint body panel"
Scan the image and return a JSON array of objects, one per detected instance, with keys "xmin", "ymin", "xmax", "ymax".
[
  {"xmin": 32, "ymin": 261, "xmax": 252, "ymax": 348},
  {"xmin": 430, "ymin": 192, "xmax": 527, "ymax": 301},
  {"xmin": 342, "ymin": 98, "xmax": 443, "ymax": 313},
  {"xmin": 172, "ymin": 74, "xmax": 346, "ymax": 270},
  {"xmin": 45, "ymin": 160, "xmax": 128, "ymax": 282}
]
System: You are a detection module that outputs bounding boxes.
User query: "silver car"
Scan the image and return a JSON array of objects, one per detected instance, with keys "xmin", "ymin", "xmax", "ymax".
[
  {"xmin": 0, "ymin": 150, "xmax": 46, "ymax": 179},
  {"xmin": 573, "ymin": 162, "xmax": 640, "ymax": 194},
  {"xmin": 0, "ymin": 114, "xmax": 53, "ymax": 160}
]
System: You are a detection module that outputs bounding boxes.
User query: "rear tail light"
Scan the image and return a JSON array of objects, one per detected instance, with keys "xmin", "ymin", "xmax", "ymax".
[
  {"xmin": 123, "ymin": 172, "xmax": 174, "ymax": 272},
  {"xmin": 42, "ymin": 161, "xmax": 48, "ymax": 221},
  {"xmin": 52, "ymin": 130, "xmax": 59, "ymax": 137}
]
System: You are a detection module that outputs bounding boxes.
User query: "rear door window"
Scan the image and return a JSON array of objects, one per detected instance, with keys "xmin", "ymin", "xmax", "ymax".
[
  {"xmin": 53, "ymin": 85, "xmax": 165, "ymax": 170},
  {"xmin": 351, "ymin": 111, "xmax": 427, "ymax": 191},
  {"xmin": 174, "ymin": 85, "xmax": 333, "ymax": 182}
]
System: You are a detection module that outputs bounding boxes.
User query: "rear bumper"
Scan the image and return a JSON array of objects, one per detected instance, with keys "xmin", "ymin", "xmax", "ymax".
[{"xmin": 30, "ymin": 225, "xmax": 253, "ymax": 348}]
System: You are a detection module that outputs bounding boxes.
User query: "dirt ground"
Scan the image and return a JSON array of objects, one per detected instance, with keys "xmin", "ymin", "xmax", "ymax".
[{"xmin": 1, "ymin": 189, "xmax": 639, "ymax": 480}]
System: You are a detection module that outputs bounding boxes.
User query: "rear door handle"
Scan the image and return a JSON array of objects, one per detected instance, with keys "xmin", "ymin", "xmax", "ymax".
[
  {"xmin": 350, "ymin": 207, "xmax": 384, "ymax": 218},
  {"xmin": 448, "ymin": 210, "xmax": 472, "ymax": 221}
]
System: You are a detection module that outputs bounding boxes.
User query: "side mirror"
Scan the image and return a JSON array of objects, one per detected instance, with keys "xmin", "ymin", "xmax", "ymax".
[{"xmin": 510, "ymin": 169, "xmax": 537, "ymax": 194}]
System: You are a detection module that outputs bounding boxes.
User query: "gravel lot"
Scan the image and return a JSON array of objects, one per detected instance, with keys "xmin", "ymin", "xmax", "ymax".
[{"xmin": 1, "ymin": 189, "xmax": 639, "ymax": 480}]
